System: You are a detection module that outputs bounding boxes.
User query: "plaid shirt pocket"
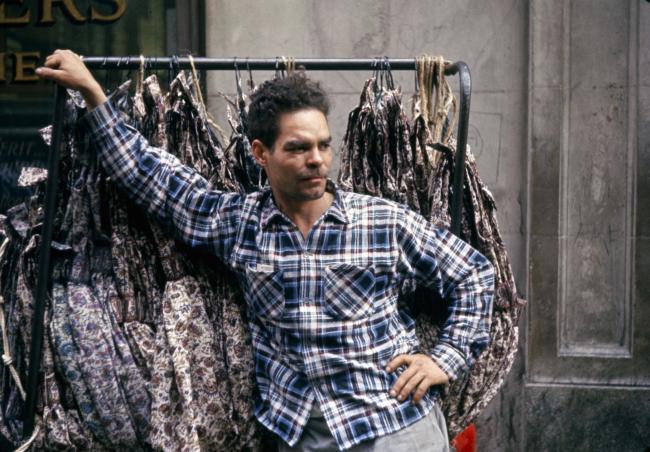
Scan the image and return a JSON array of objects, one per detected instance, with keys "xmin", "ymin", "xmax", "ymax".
[
  {"xmin": 246, "ymin": 266, "xmax": 286, "ymax": 320},
  {"xmin": 323, "ymin": 264, "xmax": 376, "ymax": 320}
]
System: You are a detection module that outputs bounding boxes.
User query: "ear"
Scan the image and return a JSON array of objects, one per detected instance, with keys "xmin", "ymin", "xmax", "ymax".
[{"xmin": 251, "ymin": 139, "xmax": 270, "ymax": 167}]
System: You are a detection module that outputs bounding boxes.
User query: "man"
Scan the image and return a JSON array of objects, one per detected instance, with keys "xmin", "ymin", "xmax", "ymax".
[{"xmin": 36, "ymin": 50, "xmax": 494, "ymax": 451}]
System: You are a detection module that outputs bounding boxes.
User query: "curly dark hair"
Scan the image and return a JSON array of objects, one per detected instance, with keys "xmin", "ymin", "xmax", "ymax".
[{"xmin": 247, "ymin": 73, "xmax": 330, "ymax": 149}]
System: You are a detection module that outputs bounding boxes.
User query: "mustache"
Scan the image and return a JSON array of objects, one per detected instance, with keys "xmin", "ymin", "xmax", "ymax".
[{"xmin": 298, "ymin": 171, "xmax": 327, "ymax": 179}]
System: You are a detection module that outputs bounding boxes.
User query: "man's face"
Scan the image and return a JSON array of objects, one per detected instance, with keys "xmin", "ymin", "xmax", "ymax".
[{"xmin": 253, "ymin": 108, "xmax": 333, "ymax": 206}]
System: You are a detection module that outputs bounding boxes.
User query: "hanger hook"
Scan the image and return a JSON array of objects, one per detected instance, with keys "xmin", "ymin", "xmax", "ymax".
[
  {"xmin": 234, "ymin": 57, "xmax": 242, "ymax": 81},
  {"xmin": 372, "ymin": 57, "xmax": 381, "ymax": 82},
  {"xmin": 377, "ymin": 57, "xmax": 384, "ymax": 91},
  {"xmin": 172, "ymin": 55, "xmax": 180, "ymax": 75},
  {"xmin": 246, "ymin": 57, "xmax": 254, "ymax": 90},
  {"xmin": 275, "ymin": 56, "xmax": 284, "ymax": 79},
  {"xmin": 384, "ymin": 56, "xmax": 394, "ymax": 89},
  {"xmin": 167, "ymin": 56, "xmax": 173, "ymax": 84},
  {"xmin": 125, "ymin": 55, "xmax": 134, "ymax": 81},
  {"xmin": 233, "ymin": 56, "xmax": 245, "ymax": 102}
]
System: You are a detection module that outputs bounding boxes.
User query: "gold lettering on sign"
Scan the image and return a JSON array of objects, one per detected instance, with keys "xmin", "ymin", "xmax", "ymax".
[
  {"xmin": 12, "ymin": 52, "xmax": 41, "ymax": 82},
  {"xmin": 38, "ymin": 0, "xmax": 86, "ymax": 25},
  {"xmin": 0, "ymin": 138, "xmax": 36, "ymax": 158},
  {"xmin": 90, "ymin": 0, "xmax": 127, "ymax": 23},
  {"xmin": 0, "ymin": 0, "xmax": 30, "ymax": 25},
  {"xmin": 0, "ymin": 53, "xmax": 5, "ymax": 83}
]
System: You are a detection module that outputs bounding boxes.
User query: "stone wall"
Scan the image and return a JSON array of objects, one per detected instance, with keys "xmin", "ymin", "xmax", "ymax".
[{"xmin": 204, "ymin": 1, "xmax": 650, "ymax": 450}]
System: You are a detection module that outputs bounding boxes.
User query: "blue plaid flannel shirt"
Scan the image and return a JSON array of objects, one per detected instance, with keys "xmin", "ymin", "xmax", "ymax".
[{"xmin": 85, "ymin": 101, "xmax": 494, "ymax": 450}]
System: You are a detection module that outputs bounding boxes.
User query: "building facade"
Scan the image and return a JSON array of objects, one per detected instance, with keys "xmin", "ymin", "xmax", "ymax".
[{"xmin": 1, "ymin": 1, "xmax": 648, "ymax": 450}]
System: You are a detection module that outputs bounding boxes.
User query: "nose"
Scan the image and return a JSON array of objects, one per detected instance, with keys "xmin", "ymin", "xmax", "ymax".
[{"xmin": 306, "ymin": 147, "xmax": 324, "ymax": 167}]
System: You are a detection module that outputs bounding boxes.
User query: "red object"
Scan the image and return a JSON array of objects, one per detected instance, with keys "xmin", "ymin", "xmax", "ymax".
[{"xmin": 452, "ymin": 424, "xmax": 476, "ymax": 452}]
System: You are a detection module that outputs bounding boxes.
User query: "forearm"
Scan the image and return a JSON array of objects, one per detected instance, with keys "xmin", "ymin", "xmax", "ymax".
[
  {"xmin": 79, "ymin": 79, "xmax": 107, "ymax": 111},
  {"xmin": 430, "ymin": 255, "xmax": 494, "ymax": 381},
  {"xmin": 84, "ymin": 101, "xmax": 233, "ymax": 251},
  {"xmin": 397, "ymin": 208, "xmax": 495, "ymax": 382},
  {"xmin": 85, "ymin": 101, "xmax": 178, "ymax": 218}
]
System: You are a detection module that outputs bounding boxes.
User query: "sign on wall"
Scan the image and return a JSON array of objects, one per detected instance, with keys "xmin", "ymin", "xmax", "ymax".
[{"xmin": 0, "ymin": 1, "xmax": 169, "ymax": 212}]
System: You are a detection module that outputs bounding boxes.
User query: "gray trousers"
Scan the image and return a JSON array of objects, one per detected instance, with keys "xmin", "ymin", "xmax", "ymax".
[{"xmin": 278, "ymin": 403, "xmax": 450, "ymax": 452}]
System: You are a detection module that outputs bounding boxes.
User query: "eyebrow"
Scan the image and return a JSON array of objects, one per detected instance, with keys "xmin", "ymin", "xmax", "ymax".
[
  {"xmin": 283, "ymin": 139, "xmax": 310, "ymax": 149},
  {"xmin": 283, "ymin": 137, "xmax": 332, "ymax": 149}
]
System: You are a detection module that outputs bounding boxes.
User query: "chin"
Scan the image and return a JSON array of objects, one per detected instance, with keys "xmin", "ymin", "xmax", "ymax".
[
  {"xmin": 304, "ymin": 190, "xmax": 325, "ymax": 200},
  {"xmin": 301, "ymin": 184, "xmax": 327, "ymax": 199}
]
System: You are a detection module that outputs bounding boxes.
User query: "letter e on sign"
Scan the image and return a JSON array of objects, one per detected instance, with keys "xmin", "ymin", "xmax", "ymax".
[{"xmin": 13, "ymin": 52, "xmax": 41, "ymax": 82}]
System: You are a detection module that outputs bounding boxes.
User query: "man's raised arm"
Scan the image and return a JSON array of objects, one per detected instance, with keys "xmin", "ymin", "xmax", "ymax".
[{"xmin": 36, "ymin": 50, "xmax": 240, "ymax": 260}]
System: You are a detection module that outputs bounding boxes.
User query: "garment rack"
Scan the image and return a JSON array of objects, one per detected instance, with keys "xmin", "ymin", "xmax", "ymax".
[{"xmin": 22, "ymin": 56, "xmax": 471, "ymax": 439}]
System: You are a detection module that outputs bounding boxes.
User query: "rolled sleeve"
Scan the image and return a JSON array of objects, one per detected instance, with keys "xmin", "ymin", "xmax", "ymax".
[
  {"xmin": 430, "ymin": 342, "xmax": 467, "ymax": 381},
  {"xmin": 397, "ymin": 208, "xmax": 495, "ymax": 381}
]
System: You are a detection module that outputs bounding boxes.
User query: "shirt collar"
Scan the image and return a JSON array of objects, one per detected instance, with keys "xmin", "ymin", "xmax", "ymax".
[{"xmin": 260, "ymin": 179, "xmax": 349, "ymax": 230}]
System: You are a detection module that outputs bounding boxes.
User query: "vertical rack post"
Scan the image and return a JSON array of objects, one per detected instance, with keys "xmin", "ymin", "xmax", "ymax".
[
  {"xmin": 447, "ymin": 61, "xmax": 471, "ymax": 236},
  {"xmin": 23, "ymin": 84, "xmax": 66, "ymax": 436}
]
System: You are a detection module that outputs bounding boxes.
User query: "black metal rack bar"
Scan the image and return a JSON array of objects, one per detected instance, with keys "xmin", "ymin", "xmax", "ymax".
[
  {"xmin": 81, "ymin": 56, "xmax": 463, "ymax": 73},
  {"xmin": 23, "ymin": 56, "xmax": 471, "ymax": 439}
]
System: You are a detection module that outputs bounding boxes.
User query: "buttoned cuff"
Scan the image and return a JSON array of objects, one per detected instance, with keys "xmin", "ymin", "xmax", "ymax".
[{"xmin": 430, "ymin": 342, "xmax": 468, "ymax": 382}]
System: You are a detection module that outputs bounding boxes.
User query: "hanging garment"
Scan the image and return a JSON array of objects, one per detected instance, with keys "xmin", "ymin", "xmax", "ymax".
[
  {"xmin": 55, "ymin": 99, "xmax": 151, "ymax": 449},
  {"xmin": 338, "ymin": 77, "xmax": 420, "ymax": 212},
  {"xmin": 0, "ymin": 181, "xmax": 101, "ymax": 450},
  {"xmin": 138, "ymin": 78, "xmax": 240, "ymax": 449},
  {"xmin": 139, "ymin": 72, "xmax": 262, "ymax": 451},
  {"xmin": 41, "ymin": 306, "xmax": 100, "ymax": 451},
  {"xmin": 435, "ymin": 145, "xmax": 526, "ymax": 436},
  {"xmin": 0, "ymin": 71, "xmax": 262, "ymax": 451},
  {"xmin": 224, "ymin": 68, "xmax": 265, "ymax": 193},
  {"xmin": 410, "ymin": 56, "xmax": 457, "ymax": 222},
  {"xmin": 0, "ymin": 209, "xmax": 36, "ymax": 445},
  {"xmin": 337, "ymin": 56, "xmax": 526, "ymax": 438}
]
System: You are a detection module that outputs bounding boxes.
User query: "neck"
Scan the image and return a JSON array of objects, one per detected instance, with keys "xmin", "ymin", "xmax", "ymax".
[{"xmin": 272, "ymin": 190, "xmax": 334, "ymax": 238}]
